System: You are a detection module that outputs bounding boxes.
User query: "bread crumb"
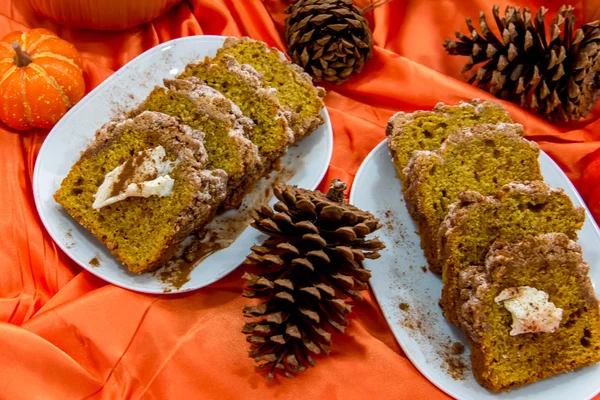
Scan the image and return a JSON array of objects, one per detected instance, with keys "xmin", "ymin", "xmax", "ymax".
[
  {"xmin": 89, "ymin": 255, "xmax": 100, "ymax": 267},
  {"xmin": 451, "ymin": 342, "xmax": 465, "ymax": 355}
]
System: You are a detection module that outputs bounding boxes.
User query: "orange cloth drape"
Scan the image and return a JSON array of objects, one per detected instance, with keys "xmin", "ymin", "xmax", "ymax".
[{"xmin": 1, "ymin": 1, "xmax": 599, "ymax": 398}]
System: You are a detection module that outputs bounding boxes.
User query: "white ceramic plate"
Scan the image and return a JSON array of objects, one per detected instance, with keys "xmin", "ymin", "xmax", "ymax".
[
  {"xmin": 350, "ymin": 139, "xmax": 600, "ymax": 400},
  {"xmin": 33, "ymin": 35, "xmax": 333, "ymax": 294}
]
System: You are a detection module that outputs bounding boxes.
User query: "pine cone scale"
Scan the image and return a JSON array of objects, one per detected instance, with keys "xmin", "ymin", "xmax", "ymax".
[
  {"xmin": 285, "ymin": 0, "xmax": 374, "ymax": 84},
  {"xmin": 445, "ymin": 4, "xmax": 600, "ymax": 121},
  {"xmin": 242, "ymin": 180, "xmax": 384, "ymax": 379}
]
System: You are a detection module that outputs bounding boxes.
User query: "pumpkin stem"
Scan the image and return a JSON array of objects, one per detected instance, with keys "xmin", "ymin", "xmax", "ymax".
[{"xmin": 12, "ymin": 42, "xmax": 32, "ymax": 67}]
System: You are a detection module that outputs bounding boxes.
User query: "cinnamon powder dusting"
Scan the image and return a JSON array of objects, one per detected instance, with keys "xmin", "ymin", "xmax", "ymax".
[
  {"xmin": 156, "ymin": 168, "xmax": 295, "ymax": 292},
  {"xmin": 65, "ymin": 229, "xmax": 76, "ymax": 249},
  {"xmin": 443, "ymin": 342, "xmax": 467, "ymax": 380},
  {"xmin": 158, "ymin": 242, "xmax": 221, "ymax": 292},
  {"xmin": 382, "ymin": 209, "xmax": 408, "ymax": 247},
  {"xmin": 109, "ymin": 149, "xmax": 159, "ymax": 198},
  {"xmin": 398, "ymin": 298, "xmax": 468, "ymax": 380}
]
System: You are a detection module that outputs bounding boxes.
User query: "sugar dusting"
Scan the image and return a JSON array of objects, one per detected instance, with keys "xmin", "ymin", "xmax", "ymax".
[{"xmin": 156, "ymin": 167, "xmax": 296, "ymax": 292}]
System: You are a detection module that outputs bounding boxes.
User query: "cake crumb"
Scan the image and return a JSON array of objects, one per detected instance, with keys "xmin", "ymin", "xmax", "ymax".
[
  {"xmin": 89, "ymin": 255, "xmax": 100, "ymax": 268},
  {"xmin": 421, "ymin": 266, "xmax": 428, "ymax": 273},
  {"xmin": 399, "ymin": 303, "xmax": 410, "ymax": 311},
  {"xmin": 65, "ymin": 230, "xmax": 72, "ymax": 239},
  {"xmin": 384, "ymin": 210, "xmax": 395, "ymax": 232},
  {"xmin": 451, "ymin": 342, "xmax": 465, "ymax": 355}
]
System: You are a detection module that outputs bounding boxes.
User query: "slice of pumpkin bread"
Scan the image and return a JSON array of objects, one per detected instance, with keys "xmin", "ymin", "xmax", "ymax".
[
  {"xmin": 216, "ymin": 36, "xmax": 326, "ymax": 140},
  {"xmin": 403, "ymin": 123, "xmax": 542, "ymax": 273},
  {"xmin": 439, "ymin": 181, "xmax": 585, "ymax": 324},
  {"xmin": 131, "ymin": 77, "xmax": 261, "ymax": 210},
  {"xmin": 458, "ymin": 233, "xmax": 600, "ymax": 392},
  {"xmin": 386, "ymin": 100, "xmax": 512, "ymax": 181},
  {"xmin": 178, "ymin": 55, "xmax": 294, "ymax": 171},
  {"xmin": 54, "ymin": 111, "xmax": 228, "ymax": 273}
]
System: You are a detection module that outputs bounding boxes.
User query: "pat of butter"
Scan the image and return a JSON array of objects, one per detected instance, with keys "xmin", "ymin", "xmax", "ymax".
[
  {"xmin": 93, "ymin": 146, "xmax": 177, "ymax": 210},
  {"xmin": 495, "ymin": 286, "xmax": 563, "ymax": 336}
]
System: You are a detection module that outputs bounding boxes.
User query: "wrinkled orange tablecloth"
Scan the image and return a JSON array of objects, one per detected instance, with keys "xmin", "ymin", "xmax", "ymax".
[{"xmin": 1, "ymin": 1, "xmax": 599, "ymax": 398}]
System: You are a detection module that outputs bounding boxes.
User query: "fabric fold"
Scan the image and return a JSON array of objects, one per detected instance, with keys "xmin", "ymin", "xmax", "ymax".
[{"xmin": 0, "ymin": 0, "xmax": 598, "ymax": 398}]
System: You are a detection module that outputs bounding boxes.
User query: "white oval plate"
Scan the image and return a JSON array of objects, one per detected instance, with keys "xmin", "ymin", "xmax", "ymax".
[
  {"xmin": 33, "ymin": 35, "xmax": 333, "ymax": 294},
  {"xmin": 350, "ymin": 139, "xmax": 600, "ymax": 400}
]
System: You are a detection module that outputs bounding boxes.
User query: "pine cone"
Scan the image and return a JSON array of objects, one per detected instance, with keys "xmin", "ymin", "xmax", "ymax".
[
  {"xmin": 285, "ymin": 0, "xmax": 374, "ymax": 85},
  {"xmin": 444, "ymin": 5, "xmax": 600, "ymax": 122},
  {"xmin": 242, "ymin": 179, "xmax": 385, "ymax": 379}
]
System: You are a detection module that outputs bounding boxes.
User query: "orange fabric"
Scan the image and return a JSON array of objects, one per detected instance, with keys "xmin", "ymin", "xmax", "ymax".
[{"xmin": 0, "ymin": 0, "xmax": 599, "ymax": 398}]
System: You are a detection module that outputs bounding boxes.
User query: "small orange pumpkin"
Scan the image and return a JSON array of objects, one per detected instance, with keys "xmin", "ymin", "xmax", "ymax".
[{"xmin": 0, "ymin": 29, "xmax": 85, "ymax": 131}]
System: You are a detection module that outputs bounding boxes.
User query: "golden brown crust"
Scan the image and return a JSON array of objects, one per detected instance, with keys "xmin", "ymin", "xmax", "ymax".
[
  {"xmin": 131, "ymin": 77, "xmax": 263, "ymax": 210},
  {"xmin": 439, "ymin": 180, "xmax": 585, "ymax": 324},
  {"xmin": 458, "ymin": 233, "xmax": 600, "ymax": 391},
  {"xmin": 182, "ymin": 55, "xmax": 294, "ymax": 164},
  {"xmin": 386, "ymin": 99, "xmax": 510, "ymax": 180},
  {"xmin": 82, "ymin": 110, "xmax": 207, "ymax": 165},
  {"xmin": 56, "ymin": 111, "xmax": 228, "ymax": 273},
  {"xmin": 402, "ymin": 123, "xmax": 540, "ymax": 273},
  {"xmin": 221, "ymin": 36, "xmax": 326, "ymax": 140}
]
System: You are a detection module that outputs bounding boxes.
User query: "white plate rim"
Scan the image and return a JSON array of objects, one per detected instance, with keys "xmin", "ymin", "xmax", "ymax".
[{"xmin": 32, "ymin": 35, "xmax": 333, "ymax": 294}]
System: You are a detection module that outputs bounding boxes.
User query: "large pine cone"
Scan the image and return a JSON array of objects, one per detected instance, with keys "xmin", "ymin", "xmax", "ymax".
[
  {"xmin": 444, "ymin": 5, "xmax": 600, "ymax": 122},
  {"xmin": 242, "ymin": 179, "xmax": 385, "ymax": 379},
  {"xmin": 285, "ymin": 0, "xmax": 374, "ymax": 85}
]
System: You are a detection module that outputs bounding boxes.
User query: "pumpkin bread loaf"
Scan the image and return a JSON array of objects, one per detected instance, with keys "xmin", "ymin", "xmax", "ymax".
[
  {"xmin": 386, "ymin": 100, "xmax": 512, "ymax": 181},
  {"xmin": 54, "ymin": 111, "xmax": 228, "ymax": 273},
  {"xmin": 216, "ymin": 36, "xmax": 326, "ymax": 140},
  {"xmin": 131, "ymin": 77, "xmax": 262, "ymax": 210},
  {"xmin": 439, "ymin": 181, "xmax": 585, "ymax": 325},
  {"xmin": 178, "ymin": 55, "xmax": 294, "ymax": 171},
  {"xmin": 458, "ymin": 233, "xmax": 600, "ymax": 392},
  {"xmin": 402, "ymin": 123, "xmax": 542, "ymax": 273}
]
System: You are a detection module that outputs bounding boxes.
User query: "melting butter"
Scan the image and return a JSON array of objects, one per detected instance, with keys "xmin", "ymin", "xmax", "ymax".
[
  {"xmin": 93, "ymin": 145, "xmax": 177, "ymax": 210},
  {"xmin": 495, "ymin": 286, "xmax": 563, "ymax": 336}
]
